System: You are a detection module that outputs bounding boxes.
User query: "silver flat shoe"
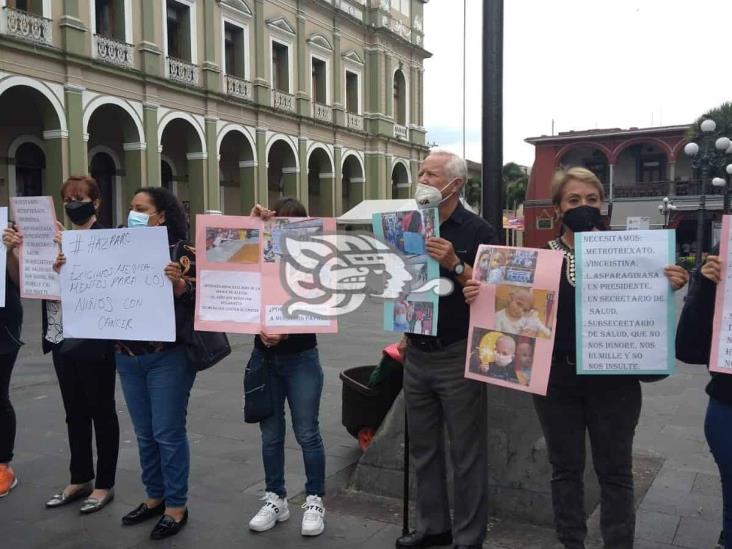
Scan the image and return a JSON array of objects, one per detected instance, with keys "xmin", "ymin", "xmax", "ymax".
[
  {"xmin": 80, "ymin": 489, "xmax": 114, "ymax": 514},
  {"xmin": 45, "ymin": 482, "xmax": 93, "ymax": 508}
]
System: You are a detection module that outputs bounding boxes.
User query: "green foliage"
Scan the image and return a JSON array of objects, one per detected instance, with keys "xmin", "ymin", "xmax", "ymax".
[
  {"xmin": 687, "ymin": 102, "xmax": 732, "ymax": 141},
  {"xmin": 462, "ymin": 162, "xmax": 529, "ymax": 211}
]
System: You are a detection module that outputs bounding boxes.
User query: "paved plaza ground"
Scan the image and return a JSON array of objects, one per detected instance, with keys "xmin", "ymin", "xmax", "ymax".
[{"xmin": 2, "ymin": 291, "xmax": 724, "ymax": 548}]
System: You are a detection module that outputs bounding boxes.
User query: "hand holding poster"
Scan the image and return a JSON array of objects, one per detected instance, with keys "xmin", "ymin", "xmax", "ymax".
[
  {"xmin": 0, "ymin": 207, "xmax": 7, "ymax": 307},
  {"xmin": 575, "ymin": 229, "xmax": 675, "ymax": 375},
  {"xmin": 372, "ymin": 208, "xmax": 440, "ymax": 336},
  {"xmin": 59, "ymin": 227, "xmax": 175, "ymax": 341},
  {"xmin": 465, "ymin": 245, "xmax": 564, "ymax": 395},
  {"xmin": 708, "ymin": 215, "xmax": 732, "ymax": 374},
  {"xmin": 10, "ymin": 196, "xmax": 60, "ymax": 299}
]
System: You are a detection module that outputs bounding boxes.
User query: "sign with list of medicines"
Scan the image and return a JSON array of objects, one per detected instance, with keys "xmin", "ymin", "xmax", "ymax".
[
  {"xmin": 708, "ymin": 215, "xmax": 732, "ymax": 375},
  {"xmin": 575, "ymin": 230, "xmax": 675, "ymax": 375}
]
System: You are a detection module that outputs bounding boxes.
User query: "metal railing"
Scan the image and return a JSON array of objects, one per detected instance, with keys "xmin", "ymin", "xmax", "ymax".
[
  {"xmin": 225, "ymin": 74, "xmax": 252, "ymax": 100},
  {"xmin": 167, "ymin": 56, "xmax": 199, "ymax": 86},
  {"xmin": 612, "ymin": 179, "xmax": 724, "ymax": 199},
  {"xmin": 93, "ymin": 34, "xmax": 134, "ymax": 68},
  {"xmin": 2, "ymin": 7, "xmax": 52, "ymax": 46}
]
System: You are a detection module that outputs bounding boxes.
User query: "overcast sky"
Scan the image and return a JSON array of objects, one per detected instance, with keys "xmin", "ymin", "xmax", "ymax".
[{"xmin": 423, "ymin": 0, "xmax": 732, "ymax": 167}]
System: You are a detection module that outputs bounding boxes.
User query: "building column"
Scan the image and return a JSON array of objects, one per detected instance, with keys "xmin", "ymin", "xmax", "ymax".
[
  {"xmin": 44, "ymin": 132, "xmax": 69, "ymax": 219},
  {"xmin": 187, "ymin": 154, "xmax": 207, "ymax": 232},
  {"xmin": 296, "ymin": 10, "xmax": 309, "ymax": 116},
  {"xmin": 334, "ymin": 145, "xmax": 343, "ymax": 215},
  {"xmin": 350, "ymin": 176, "xmax": 365, "ymax": 205},
  {"xmin": 365, "ymin": 49, "xmax": 384, "ymax": 134},
  {"xmin": 60, "ymin": 0, "xmax": 87, "ymax": 56},
  {"xmin": 122, "ymin": 142, "xmax": 146, "ymax": 208},
  {"xmin": 143, "ymin": 103, "xmax": 160, "ymax": 185},
  {"xmin": 385, "ymin": 56, "xmax": 393, "ymax": 119},
  {"xmin": 256, "ymin": 128, "xmax": 268, "ymax": 205},
  {"xmin": 298, "ymin": 137, "xmax": 308, "ymax": 205},
  {"xmin": 319, "ymin": 173, "xmax": 335, "ymax": 217},
  {"xmin": 418, "ymin": 68, "xmax": 424, "ymax": 126},
  {"xmin": 202, "ymin": 0, "xmax": 221, "ymax": 92},
  {"xmin": 283, "ymin": 168, "xmax": 299, "ymax": 201},
  {"xmin": 205, "ymin": 117, "xmax": 220, "ymax": 211},
  {"xmin": 333, "ymin": 30, "xmax": 345, "ymax": 127},
  {"xmin": 410, "ymin": 158, "xmax": 419, "ymax": 196},
  {"xmin": 668, "ymin": 161, "xmax": 676, "ymax": 195},
  {"xmin": 365, "ymin": 152, "xmax": 385, "ymax": 200},
  {"xmin": 608, "ymin": 163, "xmax": 614, "ymax": 202},
  {"xmin": 239, "ymin": 161, "xmax": 257, "ymax": 213},
  {"xmin": 64, "ymin": 84, "xmax": 86, "ymax": 175},
  {"xmin": 139, "ymin": 0, "xmax": 161, "ymax": 76},
  {"xmin": 410, "ymin": 65, "xmax": 419, "ymax": 130},
  {"xmin": 253, "ymin": 0, "xmax": 269, "ymax": 105}
]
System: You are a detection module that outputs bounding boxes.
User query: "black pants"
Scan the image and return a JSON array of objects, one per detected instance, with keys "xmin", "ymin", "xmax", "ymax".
[
  {"xmin": 52, "ymin": 349, "xmax": 120, "ymax": 489},
  {"xmin": 533, "ymin": 377, "xmax": 642, "ymax": 549},
  {"xmin": 0, "ymin": 350, "xmax": 19, "ymax": 463}
]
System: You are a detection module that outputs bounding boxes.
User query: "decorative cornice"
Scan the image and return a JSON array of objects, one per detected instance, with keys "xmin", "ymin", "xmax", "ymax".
[
  {"xmin": 307, "ymin": 33, "xmax": 333, "ymax": 53},
  {"xmin": 43, "ymin": 130, "xmax": 69, "ymax": 140},
  {"xmin": 266, "ymin": 17, "xmax": 296, "ymax": 37},
  {"xmin": 186, "ymin": 152, "xmax": 208, "ymax": 160},
  {"xmin": 217, "ymin": 0, "xmax": 253, "ymax": 18}
]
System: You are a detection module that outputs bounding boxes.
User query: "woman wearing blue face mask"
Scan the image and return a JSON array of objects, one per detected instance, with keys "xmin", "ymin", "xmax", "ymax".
[
  {"xmin": 42, "ymin": 176, "xmax": 119, "ymax": 514},
  {"xmin": 114, "ymin": 187, "xmax": 196, "ymax": 541}
]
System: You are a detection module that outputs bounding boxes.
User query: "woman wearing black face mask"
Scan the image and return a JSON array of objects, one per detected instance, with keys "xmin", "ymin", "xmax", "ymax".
[
  {"xmin": 465, "ymin": 167, "xmax": 687, "ymax": 549},
  {"xmin": 41, "ymin": 176, "xmax": 119, "ymax": 514}
]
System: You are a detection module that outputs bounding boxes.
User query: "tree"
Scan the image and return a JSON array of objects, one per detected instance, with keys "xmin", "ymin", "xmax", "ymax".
[
  {"xmin": 687, "ymin": 102, "xmax": 732, "ymax": 142},
  {"xmin": 502, "ymin": 162, "xmax": 528, "ymax": 210}
]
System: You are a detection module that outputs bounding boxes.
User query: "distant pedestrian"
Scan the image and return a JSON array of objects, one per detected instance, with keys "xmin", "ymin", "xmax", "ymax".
[
  {"xmin": 245, "ymin": 198, "xmax": 326, "ymax": 538},
  {"xmin": 676, "ymin": 251, "xmax": 731, "ymax": 549},
  {"xmin": 0, "ymin": 222, "xmax": 24, "ymax": 497}
]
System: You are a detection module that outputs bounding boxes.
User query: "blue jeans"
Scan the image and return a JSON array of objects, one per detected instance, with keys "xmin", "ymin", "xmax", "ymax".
[
  {"xmin": 706, "ymin": 397, "xmax": 732, "ymax": 549},
  {"xmin": 116, "ymin": 346, "xmax": 195, "ymax": 507},
  {"xmin": 253, "ymin": 347, "xmax": 325, "ymax": 498}
]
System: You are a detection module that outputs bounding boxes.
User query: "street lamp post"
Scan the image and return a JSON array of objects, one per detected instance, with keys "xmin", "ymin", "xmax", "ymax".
[
  {"xmin": 657, "ymin": 196, "xmax": 677, "ymax": 229},
  {"xmin": 714, "ymin": 163, "xmax": 732, "ymax": 215},
  {"xmin": 684, "ymin": 119, "xmax": 732, "ymax": 269}
]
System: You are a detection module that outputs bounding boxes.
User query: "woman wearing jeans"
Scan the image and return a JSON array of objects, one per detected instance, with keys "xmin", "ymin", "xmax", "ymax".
[
  {"xmin": 246, "ymin": 198, "xmax": 326, "ymax": 537},
  {"xmin": 115, "ymin": 187, "xmax": 196, "ymax": 541},
  {"xmin": 677, "ymin": 252, "xmax": 732, "ymax": 549},
  {"xmin": 0, "ymin": 223, "xmax": 24, "ymax": 497}
]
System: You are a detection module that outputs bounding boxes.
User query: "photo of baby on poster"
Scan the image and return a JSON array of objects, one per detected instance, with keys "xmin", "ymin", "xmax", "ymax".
[{"xmin": 465, "ymin": 245, "xmax": 564, "ymax": 395}]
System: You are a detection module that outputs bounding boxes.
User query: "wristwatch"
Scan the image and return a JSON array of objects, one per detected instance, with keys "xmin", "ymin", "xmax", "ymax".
[{"xmin": 451, "ymin": 260, "xmax": 465, "ymax": 276}]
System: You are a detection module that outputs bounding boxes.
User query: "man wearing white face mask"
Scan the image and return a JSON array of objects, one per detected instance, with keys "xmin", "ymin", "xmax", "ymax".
[{"xmin": 396, "ymin": 150, "xmax": 496, "ymax": 549}]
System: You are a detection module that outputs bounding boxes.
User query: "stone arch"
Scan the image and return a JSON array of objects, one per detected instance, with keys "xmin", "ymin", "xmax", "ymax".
[
  {"xmin": 0, "ymin": 75, "xmax": 66, "ymax": 132},
  {"xmin": 157, "ymin": 111, "xmax": 206, "ymax": 153},
  {"xmin": 83, "ymin": 95, "xmax": 144, "ymax": 143}
]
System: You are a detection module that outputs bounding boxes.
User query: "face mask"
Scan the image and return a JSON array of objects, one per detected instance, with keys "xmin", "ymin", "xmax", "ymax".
[
  {"xmin": 65, "ymin": 200, "xmax": 95, "ymax": 225},
  {"xmin": 561, "ymin": 205, "xmax": 602, "ymax": 233},
  {"xmin": 494, "ymin": 353, "xmax": 514, "ymax": 367},
  {"xmin": 127, "ymin": 210, "xmax": 150, "ymax": 228},
  {"xmin": 414, "ymin": 180, "xmax": 455, "ymax": 209}
]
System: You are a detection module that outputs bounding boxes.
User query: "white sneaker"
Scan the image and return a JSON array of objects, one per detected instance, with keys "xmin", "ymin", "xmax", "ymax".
[
  {"xmin": 249, "ymin": 492, "xmax": 290, "ymax": 532},
  {"xmin": 301, "ymin": 495, "xmax": 325, "ymax": 536}
]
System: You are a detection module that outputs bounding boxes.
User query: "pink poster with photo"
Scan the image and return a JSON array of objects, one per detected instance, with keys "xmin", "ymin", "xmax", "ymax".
[
  {"xmin": 709, "ymin": 215, "xmax": 732, "ymax": 374},
  {"xmin": 464, "ymin": 245, "xmax": 564, "ymax": 395},
  {"xmin": 194, "ymin": 214, "xmax": 338, "ymax": 335}
]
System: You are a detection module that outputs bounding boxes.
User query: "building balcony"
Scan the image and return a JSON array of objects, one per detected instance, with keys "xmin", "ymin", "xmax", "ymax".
[
  {"xmin": 2, "ymin": 7, "xmax": 52, "ymax": 46},
  {"xmin": 93, "ymin": 34, "xmax": 134, "ymax": 68},
  {"xmin": 312, "ymin": 102, "xmax": 333, "ymax": 123},
  {"xmin": 394, "ymin": 124, "xmax": 408, "ymax": 140},
  {"xmin": 225, "ymin": 74, "xmax": 252, "ymax": 101},
  {"xmin": 612, "ymin": 180, "xmax": 724, "ymax": 199},
  {"xmin": 346, "ymin": 112, "xmax": 363, "ymax": 131},
  {"xmin": 167, "ymin": 56, "xmax": 199, "ymax": 86},
  {"xmin": 272, "ymin": 89, "xmax": 296, "ymax": 113}
]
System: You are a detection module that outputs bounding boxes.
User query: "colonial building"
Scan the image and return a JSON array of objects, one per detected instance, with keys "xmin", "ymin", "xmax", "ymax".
[
  {"xmin": 0, "ymin": 0, "xmax": 430, "ymax": 227},
  {"xmin": 523, "ymin": 125, "xmax": 723, "ymax": 253}
]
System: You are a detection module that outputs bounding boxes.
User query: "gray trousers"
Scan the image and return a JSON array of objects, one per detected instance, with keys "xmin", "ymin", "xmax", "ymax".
[{"xmin": 404, "ymin": 339, "xmax": 488, "ymax": 546}]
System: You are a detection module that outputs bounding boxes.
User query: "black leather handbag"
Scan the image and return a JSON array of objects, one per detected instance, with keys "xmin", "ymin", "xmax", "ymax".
[
  {"xmin": 185, "ymin": 328, "xmax": 231, "ymax": 371},
  {"xmin": 243, "ymin": 355, "xmax": 274, "ymax": 423}
]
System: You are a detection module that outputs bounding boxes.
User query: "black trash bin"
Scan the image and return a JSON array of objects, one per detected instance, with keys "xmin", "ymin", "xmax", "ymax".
[{"xmin": 340, "ymin": 365, "xmax": 403, "ymax": 449}]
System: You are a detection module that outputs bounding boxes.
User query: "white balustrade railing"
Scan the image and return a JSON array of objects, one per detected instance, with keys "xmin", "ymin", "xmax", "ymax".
[
  {"xmin": 226, "ymin": 75, "xmax": 252, "ymax": 100},
  {"xmin": 167, "ymin": 56, "xmax": 199, "ymax": 86},
  {"xmin": 272, "ymin": 89, "xmax": 296, "ymax": 113},
  {"xmin": 394, "ymin": 124, "xmax": 408, "ymax": 140},
  {"xmin": 93, "ymin": 34, "xmax": 134, "ymax": 68},
  {"xmin": 3, "ymin": 7, "xmax": 52, "ymax": 46},
  {"xmin": 346, "ymin": 113, "xmax": 364, "ymax": 131},
  {"xmin": 312, "ymin": 103, "xmax": 333, "ymax": 123}
]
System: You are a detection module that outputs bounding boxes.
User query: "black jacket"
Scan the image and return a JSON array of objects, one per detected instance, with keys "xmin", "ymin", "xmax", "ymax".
[
  {"xmin": 0, "ymin": 273, "xmax": 23, "ymax": 354},
  {"xmin": 675, "ymin": 258, "xmax": 732, "ymax": 406}
]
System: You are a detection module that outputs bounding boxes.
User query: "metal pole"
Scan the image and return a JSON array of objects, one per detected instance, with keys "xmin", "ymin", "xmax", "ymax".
[
  {"xmin": 695, "ymin": 164, "xmax": 708, "ymax": 269},
  {"xmin": 462, "ymin": 0, "xmax": 466, "ymax": 161},
  {"xmin": 481, "ymin": 0, "xmax": 504, "ymax": 240},
  {"xmin": 401, "ymin": 403, "xmax": 410, "ymax": 537}
]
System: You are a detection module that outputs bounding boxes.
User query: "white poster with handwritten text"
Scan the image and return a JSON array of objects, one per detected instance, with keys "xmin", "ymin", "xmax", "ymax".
[
  {"xmin": 10, "ymin": 196, "xmax": 60, "ymax": 299},
  {"xmin": 575, "ymin": 229, "xmax": 675, "ymax": 375},
  {"xmin": 0, "ymin": 207, "xmax": 7, "ymax": 307},
  {"xmin": 59, "ymin": 227, "xmax": 175, "ymax": 341}
]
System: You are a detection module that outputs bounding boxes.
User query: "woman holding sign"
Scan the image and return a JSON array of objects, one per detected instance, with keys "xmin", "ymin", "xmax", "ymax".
[
  {"xmin": 114, "ymin": 187, "xmax": 196, "ymax": 540},
  {"xmin": 245, "ymin": 198, "xmax": 327, "ymax": 538},
  {"xmin": 677, "ymin": 255, "xmax": 732, "ymax": 549},
  {"xmin": 0, "ymin": 223, "xmax": 24, "ymax": 497},
  {"xmin": 464, "ymin": 167, "xmax": 688, "ymax": 549},
  {"xmin": 40, "ymin": 176, "xmax": 120, "ymax": 514}
]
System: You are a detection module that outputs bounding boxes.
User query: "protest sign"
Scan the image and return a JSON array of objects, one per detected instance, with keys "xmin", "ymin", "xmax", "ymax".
[
  {"xmin": 465, "ymin": 245, "xmax": 564, "ymax": 395},
  {"xmin": 59, "ymin": 227, "xmax": 175, "ymax": 341},
  {"xmin": 372, "ymin": 208, "xmax": 440, "ymax": 336},
  {"xmin": 0, "ymin": 207, "xmax": 7, "ymax": 307},
  {"xmin": 709, "ymin": 215, "xmax": 732, "ymax": 374},
  {"xmin": 10, "ymin": 196, "xmax": 60, "ymax": 299},
  {"xmin": 575, "ymin": 229, "xmax": 675, "ymax": 375},
  {"xmin": 194, "ymin": 214, "xmax": 337, "ymax": 334}
]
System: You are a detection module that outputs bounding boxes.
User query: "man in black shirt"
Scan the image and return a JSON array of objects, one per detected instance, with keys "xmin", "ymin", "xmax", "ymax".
[{"xmin": 396, "ymin": 150, "xmax": 496, "ymax": 549}]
